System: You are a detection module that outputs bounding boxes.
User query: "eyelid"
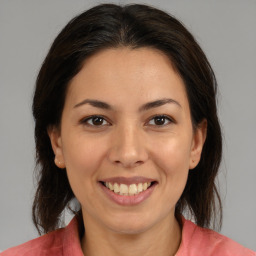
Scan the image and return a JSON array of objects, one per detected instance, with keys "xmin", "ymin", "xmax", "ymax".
[
  {"xmin": 146, "ymin": 114, "xmax": 175, "ymax": 127},
  {"xmin": 80, "ymin": 115, "xmax": 111, "ymax": 127},
  {"xmin": 80, "ymin": 114, "xmax": 175, "ymax": 128}
]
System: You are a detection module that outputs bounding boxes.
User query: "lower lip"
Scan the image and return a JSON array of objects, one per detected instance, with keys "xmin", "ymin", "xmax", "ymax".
[{"xmin": 99, "ymin": 182, "xmax": 157, "ymax": 206}]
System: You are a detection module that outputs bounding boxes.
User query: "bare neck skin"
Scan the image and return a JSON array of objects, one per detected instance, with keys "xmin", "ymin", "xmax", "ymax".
[{"xmin": 81, "ymin": 211, "xmax": 181, "ymax": 256}]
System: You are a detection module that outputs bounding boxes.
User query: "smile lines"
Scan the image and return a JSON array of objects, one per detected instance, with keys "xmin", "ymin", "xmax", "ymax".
[{"xmin": 103, "ymin": 182, "xmax": 152, "ymax": 196}]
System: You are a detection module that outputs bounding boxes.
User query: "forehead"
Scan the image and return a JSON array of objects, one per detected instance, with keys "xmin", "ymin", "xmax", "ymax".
[{"xmin": 65, "ymin": 47, "xmax": 189, "ymax": 111}]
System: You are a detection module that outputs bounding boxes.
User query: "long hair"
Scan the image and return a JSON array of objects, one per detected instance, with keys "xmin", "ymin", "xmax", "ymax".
[{"xmin": 32, "ymin": 3, "xmax": 222, "ymax": 235}]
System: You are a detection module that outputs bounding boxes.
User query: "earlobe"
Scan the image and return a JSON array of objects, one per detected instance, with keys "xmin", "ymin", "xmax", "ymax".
[
  {"xmin": 47, "ymin": 126, "xmax": 66, "ymax": 169},
  {"xmin": 189, "ymin": 119, "xmax": 207, "ymax": 169}
]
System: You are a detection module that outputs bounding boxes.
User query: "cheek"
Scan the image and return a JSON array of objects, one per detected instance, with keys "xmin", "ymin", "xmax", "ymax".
[
  {"xmin": 61, "ymin": 135, "xmax": 107, "ymax": 199},
  {"xmin": 63, "ymin": 134, "xmax": 106, "ymax": 173},
  {"xmin": 151, "ymin": 134, "xmax": 192, "ymax": 199},
  {"xmin": 152, "ymin": 134, "xmax": 192, "ymax": 174}
]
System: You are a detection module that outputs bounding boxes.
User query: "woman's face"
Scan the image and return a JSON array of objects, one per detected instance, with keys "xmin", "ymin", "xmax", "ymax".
[{"xmin": 49, "ymin": 47, "xmax": 206, "ymax": 234}]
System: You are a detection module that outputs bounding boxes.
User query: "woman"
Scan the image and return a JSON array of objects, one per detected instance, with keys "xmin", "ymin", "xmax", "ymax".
[{"xmin": 2, "ymin": 3, "xmax": 255, "ymax": 256}]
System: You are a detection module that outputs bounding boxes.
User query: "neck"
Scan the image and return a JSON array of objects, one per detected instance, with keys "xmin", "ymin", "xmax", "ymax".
[{"xmin": 81, "ymin": 212, "xmax": 181, "ymax": 256}]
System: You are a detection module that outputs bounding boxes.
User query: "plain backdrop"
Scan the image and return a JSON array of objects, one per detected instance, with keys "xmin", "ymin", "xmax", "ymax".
[{"xmin": 0, "ymin": 0, "xmax": 255, "ymax": 252}]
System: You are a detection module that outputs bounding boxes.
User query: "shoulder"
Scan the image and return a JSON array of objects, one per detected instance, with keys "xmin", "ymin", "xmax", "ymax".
[
  {"xmin": 177, "ymin": 218, "xmax": 256, "ymax": 256},
  {"xmin": 0, "ymin": 228, "xmax": 65, "ymax": 256},
  {"xmin": 1, "ymin": 216, "xmax": 83, "ymax": 256}
]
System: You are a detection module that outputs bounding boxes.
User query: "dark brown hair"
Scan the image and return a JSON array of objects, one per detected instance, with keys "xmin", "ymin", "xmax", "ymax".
[{"xmin": 32, "ymin": 3, "xmax": 222, "ymax": 235}]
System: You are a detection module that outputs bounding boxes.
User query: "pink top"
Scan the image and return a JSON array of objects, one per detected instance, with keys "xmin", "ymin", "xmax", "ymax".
[{"xmin": 1, "ymin": 216, "xmax": 255, "ymax": 256}]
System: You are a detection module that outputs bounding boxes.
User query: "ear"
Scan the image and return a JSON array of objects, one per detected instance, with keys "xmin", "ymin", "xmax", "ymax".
[
  {"xmin": 189, "ymin": 119, "xmax": 207, "ymax": 169},
  {"xmin": 47, "ymin": 125, "xmax": 66, "ymax": 169}
]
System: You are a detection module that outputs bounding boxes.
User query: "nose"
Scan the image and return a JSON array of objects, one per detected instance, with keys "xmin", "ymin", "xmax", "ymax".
[{"xmin": 108, "ymin": 123, "xmax": 148, "ymax": 169}]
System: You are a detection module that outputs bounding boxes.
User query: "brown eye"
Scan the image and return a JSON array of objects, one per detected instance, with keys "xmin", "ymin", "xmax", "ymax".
[
  {"xmin": 154, "ymin": 116, "xmax": 166, "ymax": 125},
  {"xmin": 148, "ymin": 115, "xmax": 173, "ymax": 126},
  {"xmin": 91, "ymin": 116, "xmax": 104, "ymax": 125},
  {"xmin": 81, "ymin": 115, "xmax": 110, "ymax": 126}
]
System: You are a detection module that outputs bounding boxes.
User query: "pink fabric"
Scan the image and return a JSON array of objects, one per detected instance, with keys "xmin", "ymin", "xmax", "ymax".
[
  {"xmin": 1, "ymin": 216, "xmax": 255, "ymax": 256},
  {"xmin": 176, "ymin": 217, "xmax": 255, "ymax": 256},
  {"xmin": 1, "ymin": 217, "xmax": 83, "ymax": 256}
]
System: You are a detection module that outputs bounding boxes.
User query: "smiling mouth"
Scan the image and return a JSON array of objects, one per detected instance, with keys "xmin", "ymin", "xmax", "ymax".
[{"xmin": 100, "ymin": 181, "xmax": 156, "ymax": 196}]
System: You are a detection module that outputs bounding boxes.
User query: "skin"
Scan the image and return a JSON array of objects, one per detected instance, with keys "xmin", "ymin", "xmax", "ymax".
[{"xmin": 49, "ymin": 47, "xmax": 207, "ymax": 256}]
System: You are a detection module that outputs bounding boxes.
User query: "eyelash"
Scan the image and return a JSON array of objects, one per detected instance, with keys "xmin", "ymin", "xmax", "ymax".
[{"xmin": 80, "ymin": 114, "xmax": 175, "ymax": 128}]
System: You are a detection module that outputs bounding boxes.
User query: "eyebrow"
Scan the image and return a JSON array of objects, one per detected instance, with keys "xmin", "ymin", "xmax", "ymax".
[{"xmin": 73, "ymin": 98, "xmax": 181, "ymax": 111}]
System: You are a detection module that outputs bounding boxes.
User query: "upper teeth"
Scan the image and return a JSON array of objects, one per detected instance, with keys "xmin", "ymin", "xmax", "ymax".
[{"xmin": 104, "ymin": 182, "xmax": 151, "ymax": 196}]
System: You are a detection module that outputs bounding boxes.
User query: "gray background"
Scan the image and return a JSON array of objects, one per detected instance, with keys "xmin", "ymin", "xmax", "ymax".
[{"xmin": 0, "ymin": 0, "xmax": 255, "ymax": 252}]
